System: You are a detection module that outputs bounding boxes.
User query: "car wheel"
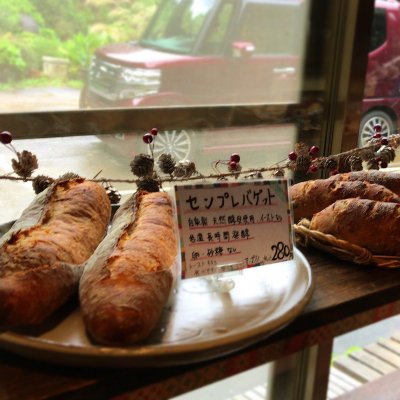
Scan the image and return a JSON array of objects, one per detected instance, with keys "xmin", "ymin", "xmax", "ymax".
[
  {"xmin": 151, "ymin": 129, "xmax": 193, "ymax": 161},
  {"xmin": 359, "ymin": 111, "xmax": 394, "ymax": 147}
]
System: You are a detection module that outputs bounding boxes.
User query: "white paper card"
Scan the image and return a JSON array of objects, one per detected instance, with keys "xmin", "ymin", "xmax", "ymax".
[{"xmin": 174, "ymin": 180, "xmax": 294, "ymax": 279}]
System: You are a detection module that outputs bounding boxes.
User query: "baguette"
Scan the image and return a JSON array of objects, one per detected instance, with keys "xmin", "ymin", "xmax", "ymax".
[
  {"xmin": 329, "ymin": 171, "xmax": 400, "ymax": 196},
  {"xmin": 79, "ymin": 190, "xmax": 178, "ymax": 346},
  {"xmin": 0, "ymin": 178, "xmax": 111, "ymax": 326},
  {"xmin": 290, "ymin": 179, "xmax": 400, "ymax": 221},
  {"xmin": 309, "ymin": 198, "xmax": 400, "ymax": 256}
]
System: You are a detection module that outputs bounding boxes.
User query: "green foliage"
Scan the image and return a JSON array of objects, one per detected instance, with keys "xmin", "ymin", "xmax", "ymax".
[
  {"xmin": 0, "ymin": 0, "xmax": 163, "ymax": 86},
  {"xmin": 18, "ymin": 29, "xmax": 62, "ymax": 72},
  {"xmin": 0, "ymin": 34, "xmax": 26, "ymax": 82},
  {"xmin": 59, "ymin": 32, "xmax": 111, "ymax": 78},
  {"xmin": 0, "ymin": 0, "xmax": 43, "ymax": 34},
  {"xmin": 30, "ymin": 0, "xmax": 92, "ymax": 39},
  {"xmin": 87, "ymin": 0, "xmax": 160, "ymax": 41}
]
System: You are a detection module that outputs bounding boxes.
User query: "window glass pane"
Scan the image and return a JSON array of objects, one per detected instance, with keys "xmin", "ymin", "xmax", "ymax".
[
  {"xmin": 0, "ymin": 124, "xmax": 298, "ymax": 224},
  {"xmin": 199, "ymin": 2, "xmax": 234, "ymax": 55},
  {"xmin": 0, "ymin": 0, "xmax": 308, "ymax": 112},
  {"xmin": 141, "ymin": 0, "xmax": 214, "ymax": 54},
  {"xmin": 0, "ymin": 0, "xmax": 348, "ymax": 228},
  {"xmin": 236, "ymin": 3, "xmax": 300, "ymax": 55},
  {"xmin": 360, "ymin": 0, "xmax": 400, "ymax": 150}
]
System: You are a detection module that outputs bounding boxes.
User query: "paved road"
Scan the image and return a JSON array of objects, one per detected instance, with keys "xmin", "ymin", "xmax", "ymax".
[{"xmin": 0, "ymin": 87, "xmax": 80, "ymax": 112}]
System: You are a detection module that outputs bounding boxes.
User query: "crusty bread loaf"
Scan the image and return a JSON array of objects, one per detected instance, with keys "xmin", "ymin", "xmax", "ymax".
[
  {"xmin": 0, "ymin": 178, "xmax": 111, "ymax": 326},
  {"xmin": 309, "ymin": 198, "xmax": 400, "ymax": 255},
  {"xmin": 290, "ymin": 179, "xmax": 400, "ymax": 221},
  {"xmin": 329, "ymin": 171, "xmax": 400, "ymax": 196},
  {"xmin": 79, "ymin": 190, "xmax": 178, "ymax": 346}
]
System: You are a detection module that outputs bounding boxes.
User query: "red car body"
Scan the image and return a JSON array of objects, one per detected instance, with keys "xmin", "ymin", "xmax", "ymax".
[
  {"xmin": 80, "ymin": 0, "xmax": 303, "ymax": 111},
  {"xmin": 359, "ymin": 0, "xmax": 400, "ymax": 145}
]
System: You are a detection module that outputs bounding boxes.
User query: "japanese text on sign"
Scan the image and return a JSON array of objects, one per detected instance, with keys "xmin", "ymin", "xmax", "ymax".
[{"xmin": 174, "ymin": 180, "xmax": 294, "ymax": 279}]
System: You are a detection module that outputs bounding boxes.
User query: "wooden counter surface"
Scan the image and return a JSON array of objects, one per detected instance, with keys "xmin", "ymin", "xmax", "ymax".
[{"xmin": 1, "ymin": 247, "xmax": 400, "ymax": 400}]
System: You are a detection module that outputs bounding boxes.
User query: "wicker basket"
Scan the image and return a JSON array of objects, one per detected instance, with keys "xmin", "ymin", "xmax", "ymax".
[{"xmin": 294, "ymin": 219, "xmax": 400, "ymax": 269}]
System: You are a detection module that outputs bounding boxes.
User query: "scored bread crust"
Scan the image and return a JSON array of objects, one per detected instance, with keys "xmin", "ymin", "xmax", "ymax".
[
  {"xmin": 79, "ymin": 190, "xmax": 178, "ymax": 346},
  {"xmin": 290, "ymin": 179, "xmax": 400, "ymax": 221},
  {"xmin": 0, "ymin": 178, "xmax": 111, "ymax": 326},
  {"xmin": 309, "ymin": 198, "xmax": 400, "ymax": 256},
  {"xmin": 329, "ymin": 171, "xmax": 400, "ymax": 196}
]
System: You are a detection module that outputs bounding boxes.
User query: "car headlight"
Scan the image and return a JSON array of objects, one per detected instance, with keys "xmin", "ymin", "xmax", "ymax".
[{"xmin": 118, "ymin": 67, "xmax": 161, "ymax": 99}]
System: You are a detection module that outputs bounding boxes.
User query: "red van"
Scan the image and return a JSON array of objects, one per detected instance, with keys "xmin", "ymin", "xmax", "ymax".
[
  {"xmin": 81, "ymin": 0, "xmax": 303, "ymax": 109},
  {"xmin": 359, "ymin": 0, "xmax": 400, "ymax": 146},
  {"xmin": 80, "ymin": 0, "xmax": 305, "ymax": 160}
]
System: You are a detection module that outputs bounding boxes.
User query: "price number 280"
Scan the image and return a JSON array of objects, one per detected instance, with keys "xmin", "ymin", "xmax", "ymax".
[{"xmin": 271, "ymin": 241, "xmax": 292, "ymax": 261}]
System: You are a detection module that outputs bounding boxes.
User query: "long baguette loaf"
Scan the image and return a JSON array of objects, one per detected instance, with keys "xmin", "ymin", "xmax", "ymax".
[
  {"xmin": 329, "ymin": 171, "xmax": 400, "ymax": 196},
  {"xmin": 290, "ymin": 179, "xmax": 400, "ymax": 221},
  {"xmin": 79, "ymin": 190, "xmax": 178, "ymax": 346},
  {"xmin": 0, "ymin": 178, "xmax": 111, "ymax": 326},
  {"xmin": 309, "ymin": 198, "xmax": 400, "ymax": 256}
]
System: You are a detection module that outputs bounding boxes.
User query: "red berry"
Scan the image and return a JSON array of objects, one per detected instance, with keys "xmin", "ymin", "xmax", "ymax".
[
  {"xmin": 309, "ymin": 145, "xmax": 319, "ymax": 155},
  {"xmin": 381, "ymin": 137, "xmax": 389, "ymax": 145},
  {"xmin": 229, "ymin": 161, "xmax": 238, "ymax": 170},
  {"xmin": 0, "ymin": 131, "xmax": 12, "ymax": 144},
  {"xmin": 288, "ymin": 151, "xmax": 297, "ymax": 161},
  {"xmin": 230, "ymin": 153, "xmax": 240, "ymax": 163},
  {"xmin": 308, "ymin": 165, "xmax": 318, "ymax": 173},
  {"xmin": 373, "ymin": 133, "xmax": 382, "ymax": 139},
  {"xmin": 374, "ymin": 124, "xmax": 382, "ymax": 133},
  {"xmin": 143, "ymin": 133, "xmax": 153, "ymax": 144},
  {"xmin": 380, "ymin": 160, "xmax": 388, "ymax": 168},
  {"xmin": 150, "ymin": 128, "xmax": 158, "ymax": 136}
]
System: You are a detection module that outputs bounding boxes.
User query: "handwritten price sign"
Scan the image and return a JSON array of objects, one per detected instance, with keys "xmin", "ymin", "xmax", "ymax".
[{"xmin": 174, "ymin": 180, "xmax": 294, "ymax": 279}]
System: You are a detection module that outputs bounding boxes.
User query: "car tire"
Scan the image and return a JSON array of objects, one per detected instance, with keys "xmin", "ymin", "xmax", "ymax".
[
  {"xmin": 359, "ymin": 110, "xmax": 395, "ymax": 147},
  {"xmin": 150, "ymin": 129, "xmax": 194, "ymax": 161}
]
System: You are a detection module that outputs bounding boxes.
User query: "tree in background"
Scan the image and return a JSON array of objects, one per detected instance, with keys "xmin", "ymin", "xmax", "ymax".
[
  {"xmin": 0, "ymin": 0, "xmax": 161, "ymax": 84},
  {"xmin": 86, "ymin": 0, "xmax": 160, "ymax": 42},
  {"xmin": 30, "ymin": 0, "xmax": 92, "ymax": 39}
]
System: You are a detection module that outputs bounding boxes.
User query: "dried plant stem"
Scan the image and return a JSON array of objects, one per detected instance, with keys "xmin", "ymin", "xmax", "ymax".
[{"xmin": 1, "ymin": 134, "xmax": 400, "ymax": 186}]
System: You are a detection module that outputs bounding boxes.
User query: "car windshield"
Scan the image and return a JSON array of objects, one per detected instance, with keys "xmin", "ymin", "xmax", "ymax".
[{"xmin": 139, "ymin": 0, "xmax": 216, "ymax": 54}]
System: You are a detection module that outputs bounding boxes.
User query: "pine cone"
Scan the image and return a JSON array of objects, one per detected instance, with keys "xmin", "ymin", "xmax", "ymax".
[
  {"xmin": 32, "ymin": 175, "xmax": 54, "ymax": 194},
  {"xmin": 158, "ymin": 153, "xmax": 176, "ymax": 175},
  {"xmin": 130, "ymin": 154, "xmax": 154, "ymax": 177},
  {"xmin": 349, "ymin": 155, "xmax": 363, "ymax": 171},
  {"xmin": 137, "ymin": 178, "xmax": 160, "ymax": 192},
  {"xmin": 324, "ymin": 157, "xmax": 338, "ymax": 171},
  {"xmin": 11, "ymin": 150, "xmax": 38, "ymax": 179},
  {"xmin": 294, "ymin": 142, "xmax": 310, "ymax": 156},
  {"xmin": 378, "ymin": 146, "xmax": 396, "ymax": 163},
  {"xmin": 360, "ymin": 149, "xmax": 376, "ymax": 162},
  {"xmin": 338, "ymin": 156, "xmax": 351, "ymax": 173},
  {"xmin": 173, "ymin": 160, "xmax": 197, "ymax": 178},
  {"xmin": 295, "ymin": 155, "xmax": 311, "ymax": 173},
  {"xmin": 367, "ymin": 158, "xmax": 380, "ymax": 170},
  {"xmin": 58, "ymin": 172, "xmax": 81, "ymax": 180}
]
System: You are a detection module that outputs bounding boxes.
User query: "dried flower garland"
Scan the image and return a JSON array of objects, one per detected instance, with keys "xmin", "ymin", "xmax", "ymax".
[{"xmin": 1, "ymin": 124, "xmax": 400, "ymax": 205}]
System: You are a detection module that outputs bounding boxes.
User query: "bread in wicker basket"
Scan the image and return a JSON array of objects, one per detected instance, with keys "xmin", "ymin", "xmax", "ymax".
[
  {"xmin": 289, "ymin": 179, "xmax": 400, "ymax": 222},
  {"xmin": 294, "ymin": 218, "xmax": 400, "ymax": 268},
  {"xmin": 294, "ymin": 198, "xmax": 400, "ymax": 269}
]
